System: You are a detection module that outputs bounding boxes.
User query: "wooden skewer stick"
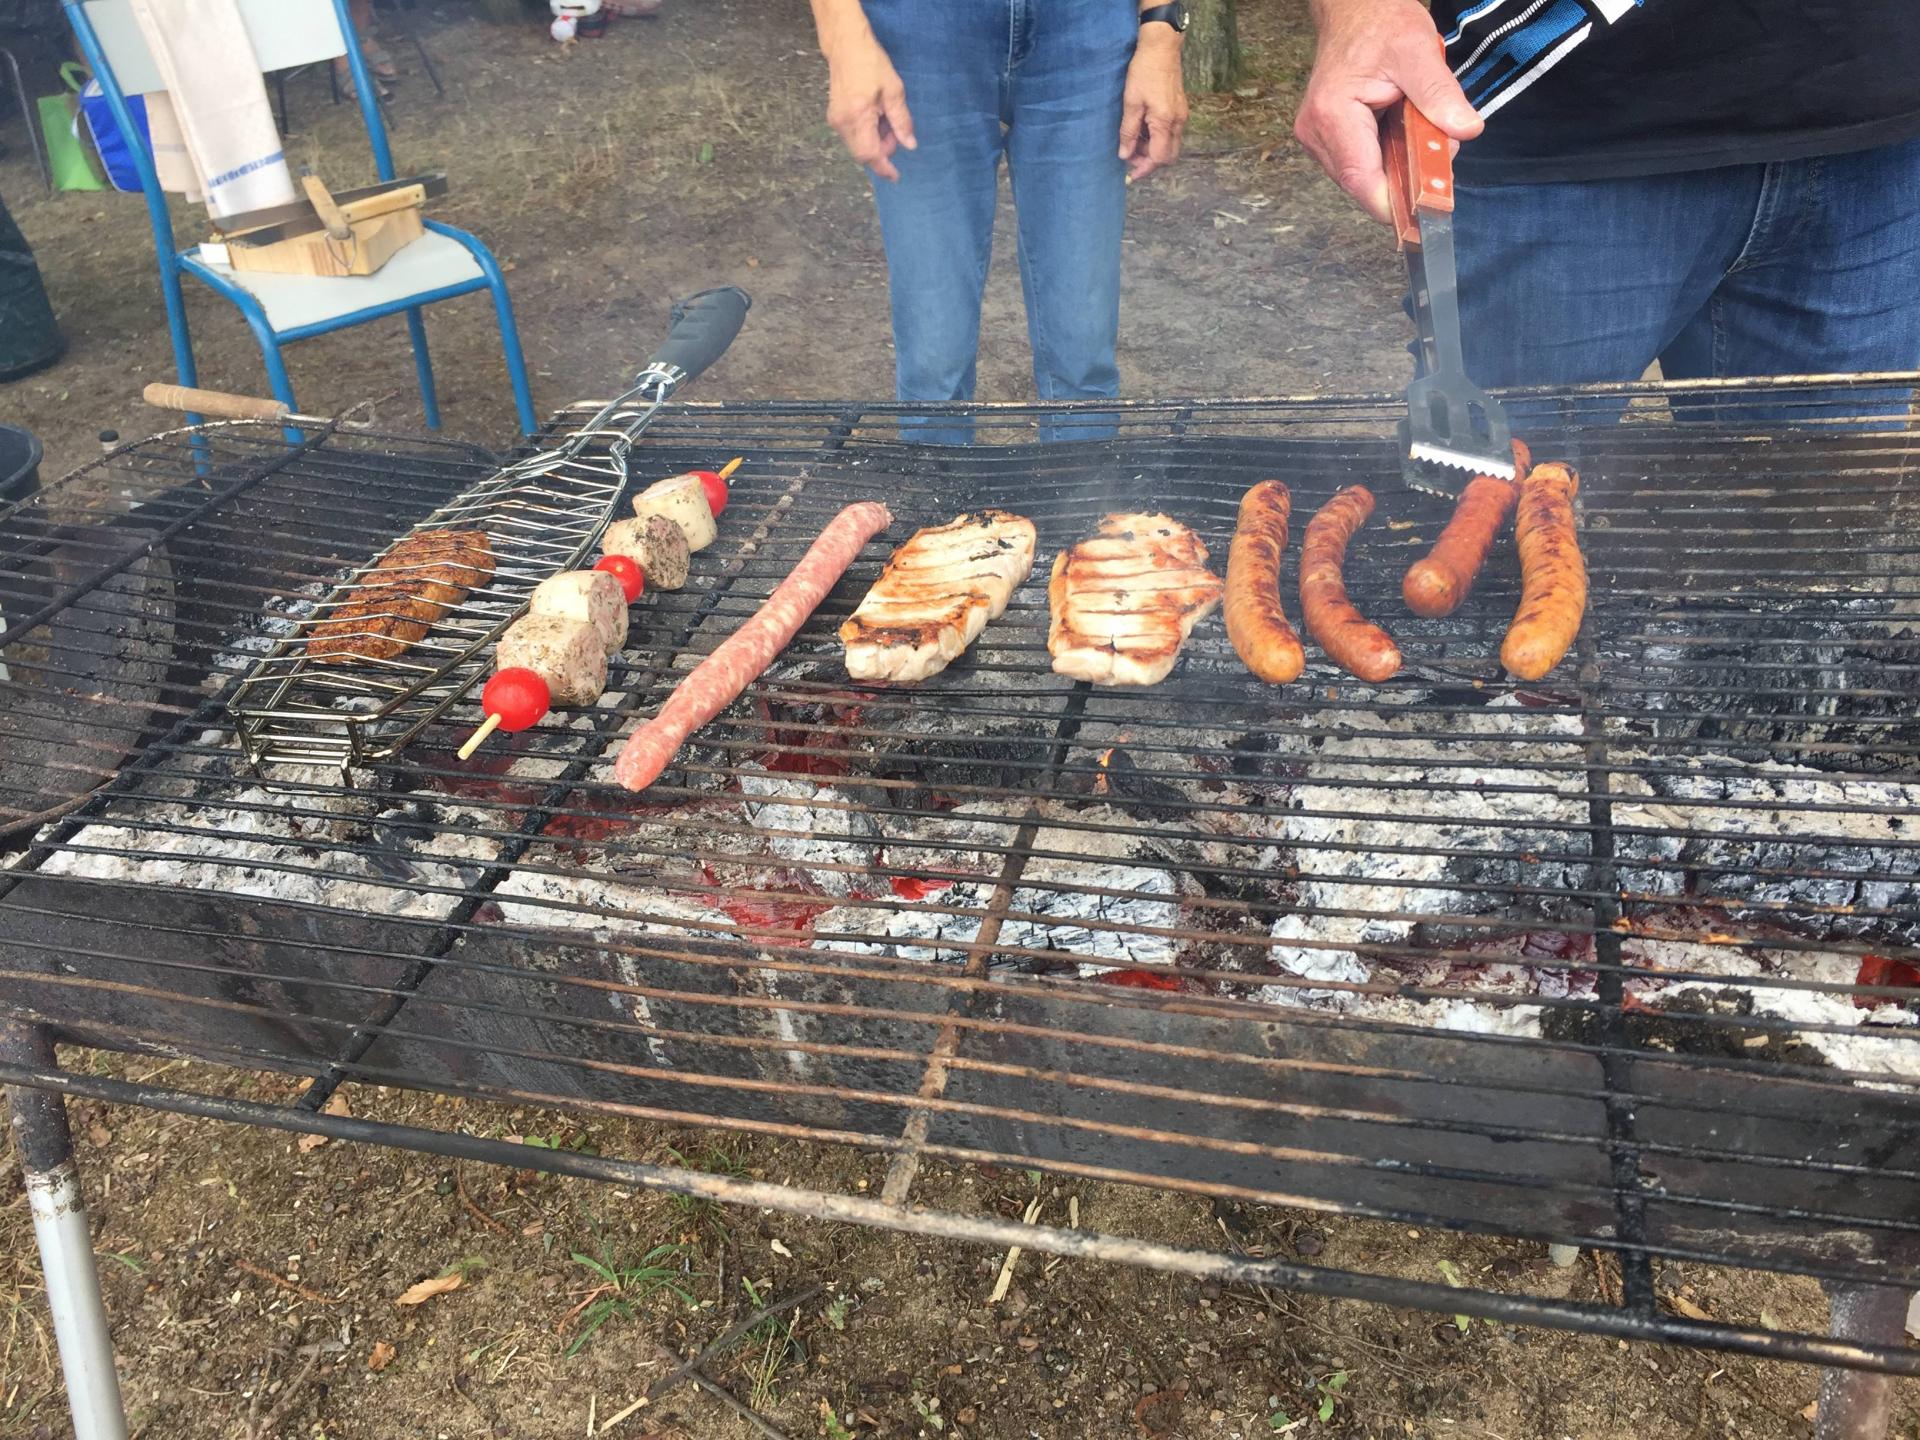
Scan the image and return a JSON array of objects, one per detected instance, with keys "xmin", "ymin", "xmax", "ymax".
[
  {"xmin": 718, "ymin": 456, "xmax": 743, "ymax": 480},
  {"xmin": 458, "ymin": 712, "xmax": 502, "ymax": 761}
]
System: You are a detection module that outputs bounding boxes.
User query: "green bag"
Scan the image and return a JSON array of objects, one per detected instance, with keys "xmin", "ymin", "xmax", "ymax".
[{"xmin": 37, "ymin": 64, "xmax": 107, "ymax": 192}]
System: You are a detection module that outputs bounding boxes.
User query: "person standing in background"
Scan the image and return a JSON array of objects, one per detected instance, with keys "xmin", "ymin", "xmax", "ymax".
[
  {"xmin": 1290, "ymin": 0, "xmax": 1920, "ymax": 404},
  {"xmin": 810, "ymin": 0, "xmax": 1191, "ymax": 442}
]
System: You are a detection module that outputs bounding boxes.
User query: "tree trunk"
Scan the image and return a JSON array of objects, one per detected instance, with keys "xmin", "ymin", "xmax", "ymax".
[{"xmin": 1181, "ymin": 0, "xmax": 1241, "ymax": 94}]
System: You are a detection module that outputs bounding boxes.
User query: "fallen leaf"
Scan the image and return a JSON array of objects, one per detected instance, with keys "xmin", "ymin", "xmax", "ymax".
[
  {"xmin": 368, "ymin": 1341, "xmax": 395, "ymax": 1372},
  {"xmin": 88, "ymin": 1124, "xmax": 112, "ymax": 1147},
  {"xmin": 1666, "ymin": 1292, "xmax": 1713, "ymax": 1322},
  {"xmin": 298, "ymin": 1133, "xmax": 329, "ymax": 1154},
  {"xmin": 395, "ymin": 1272, "xmax": 464, "ymax": 1306},
  {"xmin": 1801, "ymin": 1401, "xmax": 1819, "ymax": 1421},
  {"xmin": 300, "ymin": 1095, "xmax": 352, "ymax": 1152}
]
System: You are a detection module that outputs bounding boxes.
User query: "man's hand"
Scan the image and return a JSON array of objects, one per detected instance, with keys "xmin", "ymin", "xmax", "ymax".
[
  {"xmin": 1119, "ymin": 27, "xmax": 1188, "ymax": 183},
  {"xmin": 1295, "ymin": 0, "xmax": 1481, "ymax": 224},
  {"xmin": 814, "ymin": 2, "xmax": 916, "ymax": 182}
]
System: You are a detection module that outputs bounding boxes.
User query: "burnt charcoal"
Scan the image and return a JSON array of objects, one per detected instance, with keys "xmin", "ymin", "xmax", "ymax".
[
  {"xmin": 1630, "ymin": 613, "xmax": 1920, "ymax": 778},
  {"xmin": 862, "ymin": 725, "xmax": 1058, "ymax": 811},
  {"xmin": 1539, "ymin": 987, "xmax": 1834, "ymax": 1069}
]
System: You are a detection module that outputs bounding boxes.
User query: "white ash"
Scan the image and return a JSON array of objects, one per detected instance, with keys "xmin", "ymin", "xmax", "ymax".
[
  {"xmin": 211, "ymin": 586, "xmax": 320, "ymax": 673},
  {"xmin": 739, "ymin": 772, "xmax": 879, "ymax": 897},
  {"xmin": 491, "ymin": 866, "xmax": 736, "ymax": 947},
  {"xmin": 39, "ymin": 781, "xmax": 493, "ymax": 918}
]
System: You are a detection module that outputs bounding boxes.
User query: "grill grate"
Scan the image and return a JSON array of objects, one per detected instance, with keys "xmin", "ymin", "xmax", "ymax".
[{"xmin": 4, "ymin": 375, "xmax": 1919, "ymax": 1374}]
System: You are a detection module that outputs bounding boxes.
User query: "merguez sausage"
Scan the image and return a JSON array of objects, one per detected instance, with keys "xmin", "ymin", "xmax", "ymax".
[
  {"xmin": 1500, "ymin": 462, "xmax": 1586, "ymax": 681},
  {"xmin": 1224, "ymin": 480, "xmax": 1305, "ymax": 684},
  {"xmin": 1300, "ymin": 485, "xmax": 1401, "ymax": 683},
  {"xmin": 613, "ymin": 501, "xmax": 894, "ymax": 791},
  {"xmin": 1401, "ymin": 439, "xmax": 1533, "ymax": 619}
]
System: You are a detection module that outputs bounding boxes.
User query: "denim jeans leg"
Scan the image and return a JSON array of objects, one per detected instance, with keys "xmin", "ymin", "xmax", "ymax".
[
  {"xmin": 863, "ymin": 1, "xmax": 1006, "ymax": 445},
  {"xmin": 1660, "ymin": 137, "xmax": 1920, "ymax": 427},
  {"xmin": 1005, "ymin": 0, "xmax": 1133, "ymax": 442},
  {"xmin": 1445, "ymin": 168, "xmax": 1755, "ymax": 428}
]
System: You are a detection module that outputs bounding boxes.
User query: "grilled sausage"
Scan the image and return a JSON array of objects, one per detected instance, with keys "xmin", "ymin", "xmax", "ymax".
[
  {"xmin": 1401, "ymin": 439, "xmax": 1532, "ymax": 619},
  {"xmin": 614, "ymin": 502, "xmax": 893, "ymax": 791},
  {"xmin": 1299, "ymin": 485, "xmax": 1401, "ymax": 683},
  {"xmin": 1500, "ymin": 461, "xmax": 1586, "ymax": 681},
  {"xmin": 1224, "ymin": 480, "xmax": 1305, "ymax": 684}
]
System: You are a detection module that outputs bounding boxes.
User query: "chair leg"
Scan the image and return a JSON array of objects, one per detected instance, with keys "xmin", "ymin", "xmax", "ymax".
[
  {"xmin": 483, "ymin": 276, "xmax": 538, "ymax": 436},
  {"xmin": 2, "ymin": 1024, "xmax": 130, "ymax": 1440},
  {"xmin": 242, "ymin": 323, "xmax": 303, "ymax": 444},
  {"xmin": 2, "ymin": 48, "xmax": 51, "ymax": 194},
  {"xmin": 405, "ymin": 307, "xmax": 441, "ymax": 430}
]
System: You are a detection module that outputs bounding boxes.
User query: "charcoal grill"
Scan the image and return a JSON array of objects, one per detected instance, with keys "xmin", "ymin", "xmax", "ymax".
[{"xmin": 4, "ymin": 374, "xmax": 1920, "ymax": 1436}]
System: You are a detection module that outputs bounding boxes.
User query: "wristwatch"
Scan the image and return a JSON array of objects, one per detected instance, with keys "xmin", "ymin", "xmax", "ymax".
[{"xmin": 1140, "ymin": 3, "xmax": 1190, "ymax": 34}]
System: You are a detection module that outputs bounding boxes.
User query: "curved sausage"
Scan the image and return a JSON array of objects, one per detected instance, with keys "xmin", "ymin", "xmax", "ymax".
[
  {"xmin": 1224, "ymin": 480, "xmax": 1306, "ymax": 684},
  {"xmin": 613, "ymin": 502, "xmax": 893, "ymax": 790},
  {"xmin": 1401, "ymin": 438, "xmax": 1533, "ymax": 619},
  {"xmin": 1500, "ymin": 462, "xmax": 1586, "ymax": 681},
  {"xmin": 1300, "ymin": 485, "xmax": 1401, "ymax": 683}
]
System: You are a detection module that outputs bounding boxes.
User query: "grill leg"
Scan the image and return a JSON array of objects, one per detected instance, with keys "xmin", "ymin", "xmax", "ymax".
[
  {"xmin": 1814, "ymin": 1282, "xmax": 1910, "ymax": 1440},
  {"xmin": 1, "ymin": 1025, "xmax": 130, "ymax": 1440}
]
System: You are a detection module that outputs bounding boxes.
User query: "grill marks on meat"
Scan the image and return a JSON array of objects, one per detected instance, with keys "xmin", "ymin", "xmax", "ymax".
[
  {"xmin": 1224, "ymin": 480, "xmax": 1306, "ymax": 684},
  {"xmin": 308, "ymin": 528, "xmax": 495, "ymax": 663},
  {"xmin": 1048, "ymin": 512, "xmax": 1223, "ymax": 687},
  {"xmin": 840, "ymin": 510, "xmax": 1038, "ymax": 682},
  {"xmin": 1500, "ymin": 462, "xmax": 1586, "ymax": 682}
]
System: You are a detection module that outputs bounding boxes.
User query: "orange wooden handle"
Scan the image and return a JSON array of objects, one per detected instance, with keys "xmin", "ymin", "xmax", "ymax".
[
  {"xmin": 1382, "ymin": 37, "xmax": 1457, "ymax": 249},
  {"xmin": 142, "ymin": 383, "xmax": 292, "ymax": 421}
]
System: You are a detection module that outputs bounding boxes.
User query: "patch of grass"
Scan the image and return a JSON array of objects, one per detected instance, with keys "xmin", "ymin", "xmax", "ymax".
[{"xmin": 562, "ymin": 1243, "xmax": 696, "ymax": 1358}]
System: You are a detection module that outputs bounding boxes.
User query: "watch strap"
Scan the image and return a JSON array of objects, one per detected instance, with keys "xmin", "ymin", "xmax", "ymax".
[{"xmin": 1140, "ymin": 4, "xmax": 1185, "ymax": 31}]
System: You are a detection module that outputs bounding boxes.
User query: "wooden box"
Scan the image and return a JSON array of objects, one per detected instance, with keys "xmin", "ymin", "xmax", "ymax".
[{"xmin": 225, "ymin": 184, "xmax": 425, "ymax": 279}]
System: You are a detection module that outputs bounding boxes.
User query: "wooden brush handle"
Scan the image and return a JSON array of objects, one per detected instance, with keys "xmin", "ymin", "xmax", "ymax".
[
  {"xmin": 142, "ymin": 383, "xmax": 293, "ymax": 421},
  {"xmin": 1382, "ymin": 38, "xmax": 1456, "ymax": 250}
]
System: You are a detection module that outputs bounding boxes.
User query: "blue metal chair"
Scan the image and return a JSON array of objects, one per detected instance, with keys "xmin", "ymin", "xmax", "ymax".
[{"xmin": 63, "ymin": 0, "xmax": 537, "ymax": 434}]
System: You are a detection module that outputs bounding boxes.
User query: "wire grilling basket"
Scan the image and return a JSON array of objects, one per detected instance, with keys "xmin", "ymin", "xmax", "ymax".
[{"xmin": 3, "ymin": 373, "xmax": 1919, "ymax": 1382}]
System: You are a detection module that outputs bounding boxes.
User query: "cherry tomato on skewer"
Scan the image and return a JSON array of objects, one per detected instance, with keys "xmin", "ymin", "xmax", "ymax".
[
  {"xmin": 459, "ymin": 667, "xmax": 552, "ymax": 760},
  {"xmin": 690, "ymin": 456, "xmax": 742, "ymax": 518},
  {"xmin": 593, "ymin": 553, "xmax": 646, "ymax": 602}
]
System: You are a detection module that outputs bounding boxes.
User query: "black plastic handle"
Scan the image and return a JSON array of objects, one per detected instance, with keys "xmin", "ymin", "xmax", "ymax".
[{"xmin": 646, "ymin": 286, "xmax": 752, "ymax": 392}]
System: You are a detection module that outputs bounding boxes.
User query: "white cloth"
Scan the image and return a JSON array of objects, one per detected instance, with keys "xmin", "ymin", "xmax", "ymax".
[{"xmin": 127, "ymin": 0, "xmax": 295, "ymax": 220}]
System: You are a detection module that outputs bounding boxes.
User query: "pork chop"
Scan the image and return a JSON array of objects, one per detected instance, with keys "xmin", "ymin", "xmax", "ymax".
[
  {"xmin": 840, "ymin": 510, "xmax": 1038, "ymax": 683},
  {"xmin": 1048, "ymin": 512, "xmax": 1222, "ymax": 686}
]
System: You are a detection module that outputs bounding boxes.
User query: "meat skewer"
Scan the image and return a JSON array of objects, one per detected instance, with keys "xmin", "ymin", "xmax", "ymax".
[
  {"xmin": 459, "ymin": 561, "xmax": 648, "ymax": 759},
  {"xmin": 1223, "ymin": 480, "xmax": 1305, "ymax": 684},
  {"xmin": 1299, "ymin": 485, "xmax": 1401, "ymax": 683},
  {"xmin": 1401, "ymin": 439, "xmax": 1532, "ymax": 619},
  {"xmin": 613, "ymin": 501, "xmax": 894, "ymax": 791},
  {"xmin": 1500, "ymin": 461, "xmax": 1587, "ymax": 681}
]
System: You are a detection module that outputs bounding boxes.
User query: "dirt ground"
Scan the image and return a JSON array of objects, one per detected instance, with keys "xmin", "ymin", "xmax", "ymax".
[{"xmin": 1, "ymin": 3, "xmax": 1916, "ymax": 1438}]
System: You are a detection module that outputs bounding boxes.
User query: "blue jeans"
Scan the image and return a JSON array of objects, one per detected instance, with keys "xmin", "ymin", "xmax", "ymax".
[
  {"xmin": 1448, "ymin": 137, "xmax": 1920, "ymax": 426},
  {"xmin": 863, "ymin": 0, "xmax": 1135, "ymax": 443}
]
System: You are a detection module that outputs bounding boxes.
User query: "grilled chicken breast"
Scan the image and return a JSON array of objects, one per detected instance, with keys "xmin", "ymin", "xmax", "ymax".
[
  {"xmin": 840, "ymin": 510, "xmax": 1038, "ymax": 683},
  {"xmin": 1048, "ymin": 512, "xmax": 1223, "ymax": 686}
]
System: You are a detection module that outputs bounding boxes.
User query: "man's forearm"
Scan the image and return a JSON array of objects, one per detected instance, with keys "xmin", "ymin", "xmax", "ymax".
[{"xmin": 810, "ymin": 0, "xmax": 871, "ymax": 56}]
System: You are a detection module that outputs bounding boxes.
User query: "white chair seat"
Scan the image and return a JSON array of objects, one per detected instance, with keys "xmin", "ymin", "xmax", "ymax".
[{"xmin": 194, "ymin": 229, "xmax": 484, "ymax": 334}]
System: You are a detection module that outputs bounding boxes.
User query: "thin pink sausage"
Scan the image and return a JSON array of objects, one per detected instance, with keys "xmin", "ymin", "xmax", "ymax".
[{"xmin": 613, "ymin": 501, "xmax": 894, "ymax": 791}]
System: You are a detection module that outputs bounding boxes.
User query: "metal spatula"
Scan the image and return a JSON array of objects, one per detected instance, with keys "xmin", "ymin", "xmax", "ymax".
[{"xmin": 1383, "ymin": 90, "xmax": 1513, "ymax": 498}]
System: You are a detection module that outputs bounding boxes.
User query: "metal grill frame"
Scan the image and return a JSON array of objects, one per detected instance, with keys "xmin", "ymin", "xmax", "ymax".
[{"xmin": 4, "ymin": 375, "xmax": 1920, "ymax": 1400}]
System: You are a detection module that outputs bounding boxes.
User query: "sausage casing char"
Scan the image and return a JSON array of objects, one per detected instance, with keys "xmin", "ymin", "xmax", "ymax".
[
  {"xmin": 1223, "ymin": 480, "xmax": 1305, "ymax": 684},
  {"xmin": 1499, "ymin": 461, "xmax": 1586, "ymax": 681},
  {"xmin": 1401, "ymin": 438, "xmax": 1533, "ymax": 619},
  {"xmin": 1299, "ymin": 484, "xmax": 1401, "ymax": 683}
]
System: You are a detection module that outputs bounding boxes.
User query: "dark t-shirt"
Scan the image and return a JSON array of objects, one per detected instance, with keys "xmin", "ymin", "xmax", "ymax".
[{"xmin": 1430, "ymin": 1, "xmax": 1920, "ymax": 184}]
